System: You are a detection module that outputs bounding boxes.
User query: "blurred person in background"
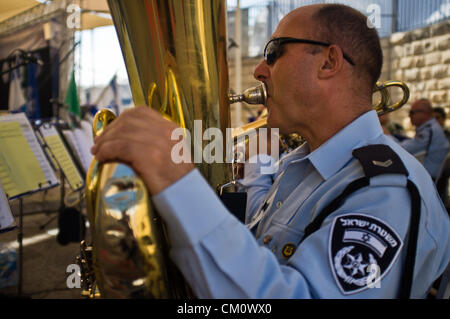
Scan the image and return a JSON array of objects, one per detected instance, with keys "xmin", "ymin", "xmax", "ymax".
[
  {"xmin": 399, "ymin": 99, "xmax": 449, "ymax": 182},
  {"xmin": 433, "ymin": 107, "xmax": 450, "ymax": 140},
  {"xmin": 432, "ymin": 106, "xmax": 450, "ymax": 213},
  {"xmin": 379, "ymin": 112, "xmax": 408, "ymax": 141}
]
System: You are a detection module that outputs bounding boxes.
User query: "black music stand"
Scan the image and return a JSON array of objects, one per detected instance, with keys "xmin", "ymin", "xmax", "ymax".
[
  {"xmin": 7, "ymin": 181, "xmax": 54, "ymax": 298},
  {"xmin": 34, "ymin": 122, "xmax": 85, "ymax": 246}
]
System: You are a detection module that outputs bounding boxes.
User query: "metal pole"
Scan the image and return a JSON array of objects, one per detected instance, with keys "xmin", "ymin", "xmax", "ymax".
[
  {"xmin": 60, "ymin": 168, "xmax": 65, "ymax": 212},
  {"xmin": 267, "ymin": 2, "xmax": 272, "ymax": 40},
  {"xmin": 91, "ymin": 28, "xmax": 95, "ymax": 88},
  {"xmin": 235, "ymin": 0, "xmax": 243, "ymax": 127},
  {"xmin": 17, "ymin": 198, "xmax": 23, "ymax": 297},
  {"xmin": 392, "ymin": 0, "xmax": 399, "ymax": 34}
]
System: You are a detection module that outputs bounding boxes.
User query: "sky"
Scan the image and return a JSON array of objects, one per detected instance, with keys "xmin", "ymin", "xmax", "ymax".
[{"xmin": 75, "ymin": 25, "xmax": 129, "ymax": 88}]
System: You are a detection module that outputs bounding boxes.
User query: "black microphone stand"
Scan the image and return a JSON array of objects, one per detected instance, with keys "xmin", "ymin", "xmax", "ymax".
[{"xmin": 0, "ymin": 49, "xmax": 43, "ymax": 77}]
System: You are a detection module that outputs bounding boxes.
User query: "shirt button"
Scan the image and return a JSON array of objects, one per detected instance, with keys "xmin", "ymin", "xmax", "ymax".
[
  {"xmin": 263, "ymin": 235, "xmax": 272, "ymax": 245},
  {"xmin": 276, "ymin": 201, "xmax": 283, "ymax": 209}
]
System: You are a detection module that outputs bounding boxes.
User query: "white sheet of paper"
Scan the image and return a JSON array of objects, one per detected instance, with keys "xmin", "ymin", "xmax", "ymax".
[
  {"xmin": 0, "ymin": 179, "xmax": 15, "ymax": 231},
  {"xmin": 62, "ymin": 128, "xmax": 93, "ymax": 174}
]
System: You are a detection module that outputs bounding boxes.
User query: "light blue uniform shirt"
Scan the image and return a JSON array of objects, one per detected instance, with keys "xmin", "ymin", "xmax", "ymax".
[
  {"xmin": 399, "ymin": 118, "xmax": 449, "ymax": 180},
  {"xmin": 152, "ymin": 110, "xmax": 450, "ymax": 298}
]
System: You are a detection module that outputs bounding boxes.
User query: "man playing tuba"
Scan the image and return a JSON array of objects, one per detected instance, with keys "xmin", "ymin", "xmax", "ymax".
[{"xmin": 91, "ymin": 4, "xmax": 449, "ymax": 298}]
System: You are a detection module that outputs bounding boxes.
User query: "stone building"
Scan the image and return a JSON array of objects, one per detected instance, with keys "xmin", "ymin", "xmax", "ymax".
[{"xmin": 382, "ymin": 19, "xmax": 450, "ymax": 131}]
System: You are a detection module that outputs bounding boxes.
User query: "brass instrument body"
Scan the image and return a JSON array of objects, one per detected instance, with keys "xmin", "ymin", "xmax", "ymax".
[
  {"xmin": 373, "ymin": 80, "xmax": 410, "ymax": 116},
  {"xmin": 84, "ymin": 0, "xmax": 231, "ymax": 298}
]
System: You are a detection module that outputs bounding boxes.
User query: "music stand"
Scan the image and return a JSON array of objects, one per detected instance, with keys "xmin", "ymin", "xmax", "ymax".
[
  {"xmin": 35, "ymin": 122, "xmax": 84, "ymax": 230},
  {"xmin": 0, "ymin": 113, "xmax": 59, "ymax": 297}
]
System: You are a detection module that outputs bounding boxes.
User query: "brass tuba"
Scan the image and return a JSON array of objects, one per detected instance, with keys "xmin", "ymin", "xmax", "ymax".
[{"xmin": 83, "ymin": 0, "xmax": 232, "ymax": 298}]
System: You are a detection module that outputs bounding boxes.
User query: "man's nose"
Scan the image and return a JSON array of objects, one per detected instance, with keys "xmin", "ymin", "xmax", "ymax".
[{"xmin": 253, "ymin": 59, "xmax": 269, "ymax": 81}]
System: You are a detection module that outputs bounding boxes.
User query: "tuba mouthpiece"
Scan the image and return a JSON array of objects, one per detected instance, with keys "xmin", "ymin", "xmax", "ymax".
[{"xmin": 229, "ymin": 82, "xmax": 267, "ymax": 105}]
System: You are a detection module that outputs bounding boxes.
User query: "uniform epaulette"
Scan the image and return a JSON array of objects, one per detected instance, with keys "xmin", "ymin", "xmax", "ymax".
[{"xmin": 352, "ymin": 144, "xmax": 409, "ymax": 178}]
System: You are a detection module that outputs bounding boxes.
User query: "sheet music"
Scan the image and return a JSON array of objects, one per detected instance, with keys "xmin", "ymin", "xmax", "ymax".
[
  {"xmin": 0, "ymin": 113, "xmax": 58, "ymax": 186},
  {"xmin": 61, "ymin": 130, "xmax": 82, "ymax": 168},
  {"xmin": 80, "ymin": 120, "xmax": 94, "ymax": 144},
  {"xmin": 0, "ymin": 113, "xmax": 59, "ymax": 198},
  {"xmin": 39, "ymin": 124, "xmax": 84, "ymax": 191},
  {"xmin": 62, "ymin": 128, "xmax": 93, "ymax": 174},
  {"xmin": 74, "ymin": 127, "xmax": 93, "ymax": 173},
  {"xmin": 0, "ymin": 179, "xmax": 15, "ymax": 232}
]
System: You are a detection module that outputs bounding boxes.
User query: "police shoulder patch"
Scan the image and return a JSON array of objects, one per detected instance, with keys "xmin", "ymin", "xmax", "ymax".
[{"xmin": 329, "ymin": 213, "xmax": 403, "ymax": 295}]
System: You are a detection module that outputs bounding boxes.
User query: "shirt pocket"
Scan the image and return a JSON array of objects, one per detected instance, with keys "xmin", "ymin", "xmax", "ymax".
[{"xmin": 260, "ymin": 220, "xmax": 304, "ymax": 265}]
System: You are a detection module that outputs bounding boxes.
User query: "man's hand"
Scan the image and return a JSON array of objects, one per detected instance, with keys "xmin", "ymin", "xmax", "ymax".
[{"xmin": 91, "ymin": 106, "xmax": 195, "ymax": 195}]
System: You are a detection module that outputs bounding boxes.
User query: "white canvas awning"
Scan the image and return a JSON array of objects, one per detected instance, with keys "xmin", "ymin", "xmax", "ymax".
[
  {"xmin": 0, "ymin": 0, "xmax": 40, "ymax": 23},
  {"xmin": 0, "ymin": 0, "xmax": 112, "ymax": 30},
  {"xmin": 75, "ymin": 0, "xmax": 110, "ymax": 13}
]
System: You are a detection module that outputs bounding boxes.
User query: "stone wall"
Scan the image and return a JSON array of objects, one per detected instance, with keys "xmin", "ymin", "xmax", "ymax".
[
  {"xmin": 381, "ymin": 19, "xmax": 450, "ymax": 129},
  {"xmin": 228, "ymin": 19, "xmax": 450, "ymax": 129}
]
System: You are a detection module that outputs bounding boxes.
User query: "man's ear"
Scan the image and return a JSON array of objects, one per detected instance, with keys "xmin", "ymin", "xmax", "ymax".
[{"xmin": 318, "ymin": 45, "xmax": 344, "ymax": 79}]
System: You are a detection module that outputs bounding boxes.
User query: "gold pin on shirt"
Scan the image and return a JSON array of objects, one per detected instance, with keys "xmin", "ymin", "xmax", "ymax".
[{"xmin": 282, "ymin": 243, "xmax": 296, "ymax": 259}]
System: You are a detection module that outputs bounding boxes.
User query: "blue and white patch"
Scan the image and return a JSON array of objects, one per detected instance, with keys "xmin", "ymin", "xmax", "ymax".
[{"xmin": 329, "ymin": 213, "xmax": 403, "ymax": 295}]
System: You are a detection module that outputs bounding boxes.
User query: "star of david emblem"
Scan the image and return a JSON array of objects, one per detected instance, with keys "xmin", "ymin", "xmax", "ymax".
[{"xmin": 361, "ymin": 233, "xmax": 371, "ymax": 243}]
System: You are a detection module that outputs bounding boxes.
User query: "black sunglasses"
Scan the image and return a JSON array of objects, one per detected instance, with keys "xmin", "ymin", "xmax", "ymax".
[{"xmin": 264, "ymin": 37, "xmax": 355, "ymax": 66}]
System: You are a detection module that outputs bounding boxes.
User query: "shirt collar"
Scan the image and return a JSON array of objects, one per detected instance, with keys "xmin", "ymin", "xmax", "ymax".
[{"xmin": 305, "ymin": 110, "xmax": 383, "ymax": 180}]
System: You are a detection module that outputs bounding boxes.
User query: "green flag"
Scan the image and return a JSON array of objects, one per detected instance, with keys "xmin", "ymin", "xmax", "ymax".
[{"xmin": 65, "ymin": 70, "xmax": 81, "ymax": 119}]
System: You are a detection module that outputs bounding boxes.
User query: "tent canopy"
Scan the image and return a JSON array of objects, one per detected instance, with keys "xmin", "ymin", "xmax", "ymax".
[
  {"xmin": 0, "ymin": 0, "xmax": 40, "ymax": 23},
  {"xmin": 76, "ymin": 0, "xmax": 110, "ymax": 13},
  {"xmin": 81, "ymin": 12, "xmax": 113, "ymax": 30},
  {"xmin": 0, "ymin": 0, "xmax": 112, "ymax": 30}
]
